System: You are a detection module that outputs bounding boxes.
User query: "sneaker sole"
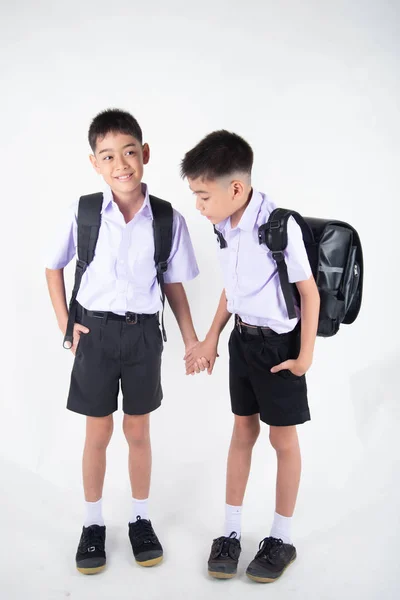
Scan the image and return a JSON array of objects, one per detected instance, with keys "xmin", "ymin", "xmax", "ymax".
[
  {"xmin": 208, "ymin": 570, "xmax": 236, "ymax": 579},
  {"xmin": 77, "ymin": 565, "xmax": 106, "ymax": 575},
  {"xmin": 136, "ymin": 556, "xmax": 163, "ymax": 567},
  {"xmin": 246, "ymin": 555, "xmax": 296, "ymax": 583}
]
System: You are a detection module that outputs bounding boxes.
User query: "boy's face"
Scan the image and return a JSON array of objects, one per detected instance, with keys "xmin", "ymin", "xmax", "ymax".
[
  {"xmin": 90, "ymin": 131, "xmax": 149, "ymax": 194},
  {"xmin": 188, "ymin": 176, "xmax": 246, "ymax": 225}
]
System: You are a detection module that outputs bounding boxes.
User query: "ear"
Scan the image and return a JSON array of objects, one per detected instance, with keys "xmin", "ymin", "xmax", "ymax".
[
  {"xmin": 142, "ymin": 143, "xmax": 150, "ymax": 165},
  {"xmin": 89, "ymin": 154, "xmax": 101, "ymax": 174},
  {"xmin": 231, "ymin": 180, "xmax": 245, "ymax": 200}
]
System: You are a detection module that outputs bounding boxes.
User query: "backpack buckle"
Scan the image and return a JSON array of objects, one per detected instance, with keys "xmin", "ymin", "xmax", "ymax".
[
  {"xmin": 272, "ymin": 251, "xmax": 285, "ymax": 262},
  {"xmin": 76, "ymin": 259, "xmax": 88, "ymax": 272},
  {"xmin": 268, "ymin": 220, "xmax": 281, "ymax": 230},
  {"xmin": 126, "ymin": 312, "xmax": 138, "ymax": 325},
  {"xmin": 157, "ymin": 261, "xmax": 168, "ymax": 274}
]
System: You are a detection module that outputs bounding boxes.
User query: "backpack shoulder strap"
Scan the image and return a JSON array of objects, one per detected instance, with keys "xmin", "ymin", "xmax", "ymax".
[
  {"xmin": 63, "ymin": 192, "xmax": 103, "ymax": 349},
  {"xmin": 149, "ymin": 195, "xmax": 174, "ymax": 342},
  {"xmin": 77, "ymin": 192, "xmax": 103, "ymax": 265},
  {"xmin": 213, "ymin": 224, "xmax": 228, "ymax": 249},
  {"xmin": 259, "ymin": 208, "xmax": 314, "ymax": 251},
  {"xmin": 258, "ymin": 208, "xmax": 314, "ymax": 320},
  {"xmin": 149, "ymin": 195, "xmax": 174, "ymax": 270}
]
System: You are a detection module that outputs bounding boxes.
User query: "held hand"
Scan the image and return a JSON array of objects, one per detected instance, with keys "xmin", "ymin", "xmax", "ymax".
[
  {"xmin": 67, "ymin": 323, "xmax": 90, "ymax": 355},
  {"xmin": 184, "ymin": 340, "xmax": 210, "ymax": 376},
  {"xmin": 184, "ymin": 339, "xmax": 200, "ymax": 356},
  {"xmin": 270, "ymin": 358, "xmax": 312, "ymax": 377},
  {"xmin": 184, "ymin": 339, "xmax": 219, "ymax": 375},
  {"xmin": 188, "ymin": 357, "xmax": 210, "ymax": 376}
]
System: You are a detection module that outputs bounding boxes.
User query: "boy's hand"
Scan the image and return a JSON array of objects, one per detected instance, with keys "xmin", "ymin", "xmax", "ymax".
[
  {"xmin": 270, "ymin": 357, "xmax": 312, "ymax": 377},
  {"xmin": 65, "ymin": 323, "xmax": 90, "ymax": 355},
  {"xmin": 184, "ymin": 339, "xmax": 200, "ymax": 356},
  {"xmin": 184, "ymin": 339, "xmax": 219, "ymax": 375},
  {"xmin": 183, "ymin": 340, "xmax": 209, "ymax": 375}
]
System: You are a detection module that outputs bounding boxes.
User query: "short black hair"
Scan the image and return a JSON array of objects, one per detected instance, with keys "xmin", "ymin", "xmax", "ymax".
[
  {"xmin": 180, "ymin": 130, "xmax": 253, "ymax": 180},
  {"xmin": 88, "ymin": 108, "xmax": 143, "ymax": 152}
]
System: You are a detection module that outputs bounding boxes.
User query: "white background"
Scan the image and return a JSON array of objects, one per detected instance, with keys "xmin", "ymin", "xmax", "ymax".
[{"xmin": 1, "ymin": 1, "xmax": 399, "ymax": 599}]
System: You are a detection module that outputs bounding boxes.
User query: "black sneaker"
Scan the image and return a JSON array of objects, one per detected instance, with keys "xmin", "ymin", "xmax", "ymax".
[
  {"xmin": 207, "ymin": 532, "xmax": 241, "ymax": 579},
  {"xmin": 246, "ymin": 536, "xmax": 296, "ymax": 583},
  {"xmin": 128, "ymin": 516, "xmax": 163, "ymax": 567},
  {"xmin": 75, "ymin": 525, "xmax": 106, "ymax": 575}
]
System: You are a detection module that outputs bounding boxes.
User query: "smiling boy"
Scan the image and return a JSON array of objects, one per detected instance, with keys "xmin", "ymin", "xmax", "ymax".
[{"xmin": 45, "ymin": 109, "xmax": 200, "ymax": 574}]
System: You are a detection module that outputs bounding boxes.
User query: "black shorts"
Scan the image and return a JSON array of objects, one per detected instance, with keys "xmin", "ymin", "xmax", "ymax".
[
  {"xmin": 67, "ymin": 306, "xmax": 163, "ymax": 417},
  {"xmin": 229, "ymin": 320, "xmax": 310, "ymax": 427}
]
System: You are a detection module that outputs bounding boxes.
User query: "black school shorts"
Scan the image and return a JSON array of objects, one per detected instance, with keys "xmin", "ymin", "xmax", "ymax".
[
  {"xmin": 67, "ymin": 306, "xmax": 163, "ymax": 417},
  {"xmin": 229, "ymin": 321, "xmax": 310, "ymax": 427}
]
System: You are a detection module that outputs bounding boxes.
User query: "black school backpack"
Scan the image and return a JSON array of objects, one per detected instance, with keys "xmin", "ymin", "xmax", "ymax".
[
  {"xmin": 63, "ymin": 192, "xmax": 173, "ymax": 349},
  {"xmin": 257, "ymin": 209, "xmax": 364, "ymax": 337},
  {"xmin": 213, "ymin": 209, "xmax": 363, "ymax": 337}
]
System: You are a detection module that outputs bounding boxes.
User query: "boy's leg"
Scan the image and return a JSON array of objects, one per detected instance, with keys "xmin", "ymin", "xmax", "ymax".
[
  {"xmin": 76, "ymin": 415, "xmax": 113, "ymax": 575},
  {"xmin": 245, "ymin": 425, "xmax": 300, "ymax": 583},
  {"xmin": 225, "ymin": 414, "xmax": 260, "ymax": 534},
  {"xmin": 125, "ymin": 412, "xmax": 163, "ymax": 567},
  {"xmin": 83, "ymin": 415, "xmax": 114, "ymax": 506},
  {"xmin": 121, "ymin": 317, "xmax": 164, "ymax": 567},
  {"xmin": 208, "ymin": 414, "xmax": 259, "ymax": 580},
  {"xmin": 207, "ymin": 328, "xmax": 260, "ymax": 579},
  {"xmin": 226, "ymin": 421, "xmax": 301, "ymax": 541},
  {"xmin": 123, "ymin": 413, "xmax": 151, "ymax": 519},
  {"xmin": 269, "ymin": 425, "xmax": 301, "ymax": 540},
  {"xmin": 67, "ymin": 308, "xmax": 121, "ymax": 574}
]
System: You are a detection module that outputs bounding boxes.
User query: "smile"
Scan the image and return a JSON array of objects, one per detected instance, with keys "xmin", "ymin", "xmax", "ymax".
[{"xmin": 115, "ymin": 173, "xmax": 133, "ymax": 181}]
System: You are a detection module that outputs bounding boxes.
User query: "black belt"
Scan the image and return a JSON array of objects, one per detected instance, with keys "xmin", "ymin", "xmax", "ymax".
[
  {"xmin": 82, "ymin": 307, "xmax": 157, "ymax": 325},
  {"xmin": 235, "ymin": 315, "xmax": 277, "ymax": 337}
]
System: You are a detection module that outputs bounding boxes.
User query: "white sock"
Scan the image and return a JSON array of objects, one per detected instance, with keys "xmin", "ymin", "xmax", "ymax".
[
  {"xmin": 224, "ymin": 504, "xmax": 242, "ymax": 538},
  {"xmin": 84, "ymin": 498, "xmax": 105, "ymax": 527},
  {"xmin": 270, "ymin": 511, "xmax": 292, "ymax": 544},
  {"xmin": 130, "ymin": 497, "xmax": 149, "ymax": 522}
]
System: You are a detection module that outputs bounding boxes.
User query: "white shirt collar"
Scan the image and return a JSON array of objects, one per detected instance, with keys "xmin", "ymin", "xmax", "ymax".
[
  {"xmin": 216, "ymin": 189, "xmax": 263, "ymax": 234},
  {"xmin": 101, "ymin": 183, "xmax": 153, "ymax": 218}
]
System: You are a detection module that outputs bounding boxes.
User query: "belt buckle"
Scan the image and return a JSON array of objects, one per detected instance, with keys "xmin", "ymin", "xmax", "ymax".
[{"xmin": 125, "ymin": 312, "xmax": 138, "ymax": 325}]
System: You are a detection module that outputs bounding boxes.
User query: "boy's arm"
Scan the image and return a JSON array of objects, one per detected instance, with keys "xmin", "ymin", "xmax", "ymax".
[
  {"xmin": 164, "ymin": 282, "xmax": 199, "ymax": 353},
  {"xmin": 297, "ymin": 276, "xmax": 320, "ymax": 368},
  {"xmin": 45, "ymin": 268, "xmax": 89, "ymax": 353},
  {"xmin": 271, "ymin": 275, "xmax": 320, "ymax": 376},
  {"xmin": 185, "ymin": 289, "xmax": 232, "ymax": 375}
]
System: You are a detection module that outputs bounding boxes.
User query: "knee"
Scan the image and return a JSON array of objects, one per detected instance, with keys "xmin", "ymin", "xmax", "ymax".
[
  {"xmin": 85, "ymin": 416, "xmax": 113, "ymax": 450},
  {"xmin": 123, "ymin": 415, "xmax": 149, "ymax": 446},
  {"xmin": 269, "ymin": 427, "xmax": 298, "ymax": 453},
  {"xmin": 232, "ymin": 416, "xmax": 260, "ymax": 448}
]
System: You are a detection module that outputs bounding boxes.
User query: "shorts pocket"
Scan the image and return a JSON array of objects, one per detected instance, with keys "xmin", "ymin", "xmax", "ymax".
[
  {"xmin": 268, "ymin": 331, "xmax": 301, "ymax": 380},
  {"xmin": 148, "ymin": 318, "xmax": 164, "ymax": 352},
  {"xmin": 278, "ymin": 368, "xmax": 301, "ymax": 380},
  {"xmin": 76, "ymin": 331, "xmax": 89, "ymax": 357}
]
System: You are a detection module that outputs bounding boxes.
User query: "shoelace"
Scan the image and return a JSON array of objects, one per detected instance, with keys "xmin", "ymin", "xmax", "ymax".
[
  {"xmin": 80, "ymin": 527, "xmax": 104, "ymax": 552},
  {"xmin": 131, "ymin": 516, "xmax": 157, "ymax": 545},
  {"xmin": 216, "ymin": 532, "xmax": 238, "ymax": 557},
  {"xmin": 255, "ymin": 536, "xmax": 284, "ymax": 560}
]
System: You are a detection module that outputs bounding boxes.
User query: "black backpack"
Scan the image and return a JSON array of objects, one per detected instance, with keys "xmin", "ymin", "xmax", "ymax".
[
  {"xmin": 258, "ymin": 209, "xmax": 364, "ymax": 337},
  {"xmin": 63, "ymin": 192, "xmax": 173, "ymax": 349}
]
